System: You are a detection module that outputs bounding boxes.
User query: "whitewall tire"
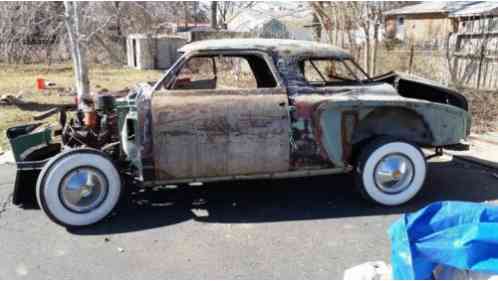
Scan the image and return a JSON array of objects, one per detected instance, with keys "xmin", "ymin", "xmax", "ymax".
[
  {"xmin": 36, "ymin": 149, "xmax": 122, "ymax": 227},
  {"xmin": 355, "ymin": 138, "xmax": 427, "ymax": 206}
]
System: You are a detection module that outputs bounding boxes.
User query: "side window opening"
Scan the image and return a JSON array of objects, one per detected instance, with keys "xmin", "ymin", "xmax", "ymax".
[
  {"xmin": 302, "ymin": 58, "xmax": 368, "ymax": 86},
  {"xmin": 172, "ymin": 56, "xmax": 216, "ymax": 90},
  {"xmin": 215, "ymin": 56, "xmax": 257, "ymax": 89},
  {"xmin": 170, "ymin": 54, "xmax": 277, "ymax": 90}
]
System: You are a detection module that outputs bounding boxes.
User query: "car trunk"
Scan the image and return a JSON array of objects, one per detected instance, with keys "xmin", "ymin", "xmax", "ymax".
[{"xmin": 372, "ymin": 71, "xmax": 468, "ymax": 111}]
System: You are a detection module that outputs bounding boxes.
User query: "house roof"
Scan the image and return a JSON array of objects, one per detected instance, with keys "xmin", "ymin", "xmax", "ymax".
[
  {"xmin": 178, "ymin": 38, "xmax": 352, "ymax": 59},
  {"xmin": 384, "ymin": 1, "xmax": 490, "ymax": 17},
  {"xmin": 449, "ymin": 1, "xmax": 498, "ymax": 17},
  {"xmin": 226, "ymin": 2, "xmax": 314, "ymax": 40},
  {"xmin": 227, "ymin": 2, "xmax": 312, "ymax": 31}
]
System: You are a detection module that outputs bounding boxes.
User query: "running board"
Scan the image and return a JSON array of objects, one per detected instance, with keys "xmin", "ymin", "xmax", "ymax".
[{"xmin": 141, "ymin": 166, "xmax": 352, "ymax": 187}]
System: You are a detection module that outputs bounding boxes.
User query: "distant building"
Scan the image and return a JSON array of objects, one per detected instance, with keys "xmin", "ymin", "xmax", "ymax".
[
  {"xmin": 385, "ymin": 1, "xmax": 498, "ymax": 47},
  {"xmin": 126, "ymin": 34, "xmax": 187, "ymax": 70},
  {"xmin": 174, "ymin": 23, "xmax": 212, "ymax": 33},
  {"xmin": 227, "ymin": 2, "xmax": 314, "ymax": 41}
]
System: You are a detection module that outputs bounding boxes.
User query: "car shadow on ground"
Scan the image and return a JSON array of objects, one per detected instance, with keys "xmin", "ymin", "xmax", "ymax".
[{"xmin": 70, "ymin": 159, "xmax": 498, "ymax": 235}]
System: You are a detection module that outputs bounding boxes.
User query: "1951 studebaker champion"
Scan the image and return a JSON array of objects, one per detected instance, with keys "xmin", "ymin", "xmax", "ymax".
[{"xmin": 6, "ymin": 39, "xmax": 471, "ymax": 227}]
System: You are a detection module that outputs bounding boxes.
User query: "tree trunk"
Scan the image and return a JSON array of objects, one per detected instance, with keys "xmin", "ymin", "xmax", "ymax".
[
  {"xmin": 312, "ymin": 13, "xmax": 321, "ymax": 41},
  {"xmin": 311, "ymin": 2, "xmax": 333, "ymax": 44},
  {"xmin": 113, "ymin": 1, "xmax": 126, "ymax": 60},
  {"xmin": 371, "ymin": 22, "xmax": 379, "ymax": 76},
  {"xmin": 211, "ymin": 1, "xmax": 218, "ymax": 30},
  {"xmin": 364, "ymin": 34, "xmax": 370, "ymax": 76},
  {"xmin": 64, "ymin": 1, "xmax": 91, "ymax": 112}
]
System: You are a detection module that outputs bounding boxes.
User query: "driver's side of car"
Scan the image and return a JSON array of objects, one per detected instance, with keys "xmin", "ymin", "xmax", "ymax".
[{"xmin": 150, "ymin": 51, "xmax": 291, "ymax": 182}]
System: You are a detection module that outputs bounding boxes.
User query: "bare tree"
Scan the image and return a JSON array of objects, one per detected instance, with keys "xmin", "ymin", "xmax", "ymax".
[
  {"xmin": 0, "ymin": 2, "xmax": 188, "ymax": 65},
  {"xmin": 216, "ymin": 2, "xmax": 255, "ymax": 30},
  {"xmin": 64, "ymin": 1, "xmax": 91, "ymax": 112},
  {"xmin": 311, "ymin": 2, "xmax": 408, "ymax": 76},
  {"xmin": 0, "ymin": 2, "xmax": 65, "ymax": 64}
]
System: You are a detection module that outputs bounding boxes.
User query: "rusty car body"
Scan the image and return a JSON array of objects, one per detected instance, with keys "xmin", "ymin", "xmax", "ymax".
[{"xmin": 6, "ymin": 39, "xmax": 471, "ymax": 226}]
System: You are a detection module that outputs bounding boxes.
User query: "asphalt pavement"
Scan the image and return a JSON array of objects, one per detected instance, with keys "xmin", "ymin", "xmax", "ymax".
[{"xmin": 0, "ymin": 156, "xmax": 497, "ymax": 279}]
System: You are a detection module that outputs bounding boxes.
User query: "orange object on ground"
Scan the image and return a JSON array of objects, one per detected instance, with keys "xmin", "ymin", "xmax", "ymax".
[{"xmin": 36, "ymin": 78, "xmax": 45, "ymax": 90}]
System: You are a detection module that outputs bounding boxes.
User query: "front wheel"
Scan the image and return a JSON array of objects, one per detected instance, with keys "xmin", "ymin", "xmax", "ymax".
[
  {"xmin": 36, "ymin": 149, "xmax": 122, "ymax": 227},
  {"xmin": 355, "ymin": 138, "xmax": 427, "ymax": 206}
]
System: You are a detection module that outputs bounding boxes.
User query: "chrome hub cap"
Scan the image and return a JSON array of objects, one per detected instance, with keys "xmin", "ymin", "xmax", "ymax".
[
  {"xmin": 60, "ymin": 168, "xmax": 108, "ymax": 213},
  {"xmin": 374, "ymin": 154, "xmax": 414, "ymax": 194}
]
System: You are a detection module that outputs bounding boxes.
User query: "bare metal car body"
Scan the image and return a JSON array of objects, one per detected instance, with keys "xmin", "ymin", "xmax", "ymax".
[
  {"xmin": 133, "ymin": 39, "xmax": 470, "ymax": 185},
  {"xmin": 7, "ymin": 39, "xmax": 470, "ymax": 208}
]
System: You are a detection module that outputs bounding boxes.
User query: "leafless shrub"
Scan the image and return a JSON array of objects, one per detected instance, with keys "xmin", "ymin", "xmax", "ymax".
[
  {"xmin": 0, "ymin": 2, "xmax": 65, "ymax": 64},
  {"xmin": 0, "ymin": 2, "xmax": 208, "ymax": 65},
  {"xmin": 464, "ymin": 90, "xmax": 498, "ymax": 133}
]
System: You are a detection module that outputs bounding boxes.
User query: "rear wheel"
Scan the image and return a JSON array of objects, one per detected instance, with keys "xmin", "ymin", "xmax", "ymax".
[
  {"xmin": 355, "ymin": 138, "xmax": 427, "ymax": 206},
  {"xmin": 36, "ymin": 149, "xmax": 122, "ymax": 227}
]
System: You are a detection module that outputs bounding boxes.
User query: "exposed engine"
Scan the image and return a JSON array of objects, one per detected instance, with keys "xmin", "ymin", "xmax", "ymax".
[{"xmin": 61, "ymin": 95, "xmax": 120, "ymax": 158}]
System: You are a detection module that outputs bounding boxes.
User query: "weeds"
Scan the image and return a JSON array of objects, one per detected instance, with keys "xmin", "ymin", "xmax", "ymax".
[{"xmin": 464, "ymin": 90, "xmax": 498, "ymax": 133}]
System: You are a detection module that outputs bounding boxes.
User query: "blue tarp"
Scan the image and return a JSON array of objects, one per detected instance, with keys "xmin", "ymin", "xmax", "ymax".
[{"xmin": 389, "ymin": 201, "xmax": 498, "ymax": 279}]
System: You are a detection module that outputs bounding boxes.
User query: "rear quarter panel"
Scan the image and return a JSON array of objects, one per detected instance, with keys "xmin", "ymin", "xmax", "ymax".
[{"xmin": 296, "ymin": 94, "xmax": 470, "ymax": 167}]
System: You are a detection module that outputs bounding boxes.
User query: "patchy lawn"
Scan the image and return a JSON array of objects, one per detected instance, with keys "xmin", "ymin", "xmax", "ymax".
[{"xmin": 0, "ymin": 63, "xmax": 163, "ymax": 150}]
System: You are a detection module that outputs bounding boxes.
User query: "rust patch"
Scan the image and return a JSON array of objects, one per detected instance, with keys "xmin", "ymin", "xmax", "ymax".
[
  {"xmin": 311, "ymin": 102, "xmax": 332, "ymax": 162},
  {"xmin": 151, "ymin": 89, "xmax": 290, "ymax": 180},
  {"xmin": 340, "ymin": 111, "xmax": 358, "ymax": 163},
  {"xmin": 290, "ymin": 98, "xmax": 331, "ymax": 169}
]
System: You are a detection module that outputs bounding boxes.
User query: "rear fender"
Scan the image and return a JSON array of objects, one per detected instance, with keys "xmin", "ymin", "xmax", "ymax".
[{"xmin": 316, "ymin": 99, "xmax": 469, "ymax": 166}]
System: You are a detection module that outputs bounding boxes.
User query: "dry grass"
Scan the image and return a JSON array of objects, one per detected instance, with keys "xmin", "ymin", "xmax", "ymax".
[
  {"xmin": 463, "ymin": 90, "xmax": 498, "ymax": 133},
  {"xmin": 374, "ymin": 47, "xmax": 449, "ymax": 82},
  {"xmin": 0, "ymin": 63, "xmax": 163, "ymax": 150}
]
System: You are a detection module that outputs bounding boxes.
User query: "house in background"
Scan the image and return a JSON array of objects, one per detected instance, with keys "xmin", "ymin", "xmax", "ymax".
[
  {"xmin": 227, "ymin": 2, "xmax": 315, "ymax": 41},
  {"xmin": 384, "ymin": 1, "xmax": 498, "ymax": 47},
  {"xmin": 385, "ymin": 1, "xmax": 498, "ymax": 89}
]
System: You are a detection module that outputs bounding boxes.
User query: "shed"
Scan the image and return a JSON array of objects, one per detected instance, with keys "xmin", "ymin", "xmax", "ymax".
[{"xmin": 126, "ymin": 34, "xmax": 187, "ymax": 70}]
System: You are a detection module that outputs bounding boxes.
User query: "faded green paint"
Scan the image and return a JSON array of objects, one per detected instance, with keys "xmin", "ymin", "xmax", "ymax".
[
  {"xmin": 305, "ymin": 94, "xmax": 471, "ymax": 166},
  {"xmin": 7, "ymin": 125, "xmax": 52, "ymax": 162},
  {"xmin": 115, "ymin": 95, "xmax": 142, "ymax": 172}
]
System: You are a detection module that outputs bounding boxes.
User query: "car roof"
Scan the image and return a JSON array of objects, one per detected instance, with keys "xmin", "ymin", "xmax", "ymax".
[{"xmin": 179, "ymin": 38, "xmax": 352, "ymax": 60}]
